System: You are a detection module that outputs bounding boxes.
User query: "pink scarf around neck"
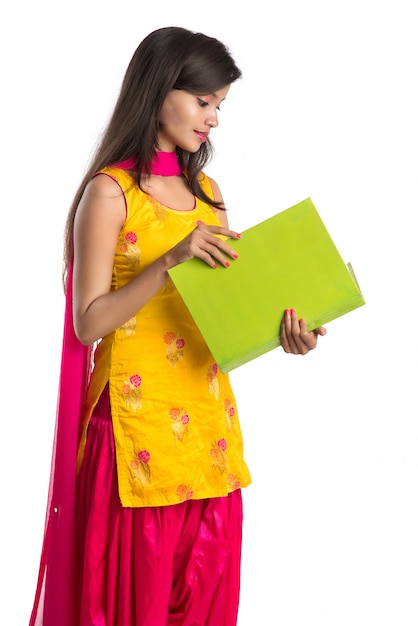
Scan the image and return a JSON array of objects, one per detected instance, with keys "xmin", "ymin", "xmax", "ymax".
[{"xmin": 113, "ymin": 150, "xmax": 182, "ymax": 176}]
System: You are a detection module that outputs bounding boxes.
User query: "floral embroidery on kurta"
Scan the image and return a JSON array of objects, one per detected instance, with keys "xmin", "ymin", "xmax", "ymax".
[
  {"xmin": 122, "ymin": 374, "xmax": 143, "ymax": 411},
  {"xmin": 119, "ymin": 231, "xmax": 141, "ymax": 268},
  {"xmin": 146, "ymin": 195, "xmax": 166, "ymax": 221},
  {"xmin": 130, "ymin": 449, "xmax": 151, "ymax": 486},
  {"xmin": 120, "ymin": 316, "xmax": 137, "ymax": 336},
  {"xmin": 169, "ymin": 407, "xmax": 190, "ymax": 441},
  {"xmin": 224, "ymin": 398, "xmax": 235, "ymax": 431},
  {"xmin": 176, "ymin": 484, "xmax": 193, "ymax": 502},
  {"xmin": 210, "ymin": 438, "xmax": 227, "ymax": 474},
  {"xmin": 227, "ymin": 473, "xmax": 241, "ymax": 490},
  {"xmin": 164, "ymin": 331, "xmax": 185, "ymax": 366},
  {"xmin": 207, "ymin": 363, "xmax": 220, "ymax": 400}
]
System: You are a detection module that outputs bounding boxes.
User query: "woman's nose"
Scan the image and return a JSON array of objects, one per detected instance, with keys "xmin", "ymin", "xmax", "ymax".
[{"xmin": 206, "ymin": 111, "xmax": 218, "ymax": 128}]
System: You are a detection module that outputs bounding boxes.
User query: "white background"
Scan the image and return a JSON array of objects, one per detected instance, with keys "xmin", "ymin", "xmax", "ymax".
[{"xmin": 1, "ymin": 1, "xmax": 417, "ymax": 624}]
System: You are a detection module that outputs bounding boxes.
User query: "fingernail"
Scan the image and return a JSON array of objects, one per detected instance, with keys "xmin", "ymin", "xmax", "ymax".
[
  {"xmin": 225, "ymin": 261, "xmax": 231, "ymax": 267},
  {"xmin": 236, "ymin": 233, "xmax": 242, "ymax": 238},
  {"xmin": 213, "ymin": 263, "xmax": 218, "ymax": 269},
  {"xmin": 290, "ymin": 309, "xmax": 296, "ymax": 315},
  {"xmin": 233, "ymin": 253, "xmax": 239, "ymax": 259}
]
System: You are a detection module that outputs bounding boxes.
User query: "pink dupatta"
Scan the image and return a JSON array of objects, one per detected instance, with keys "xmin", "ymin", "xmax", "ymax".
[{"xmin": 29, "ymin": 260, "xmax": 92, "ymax": 626}]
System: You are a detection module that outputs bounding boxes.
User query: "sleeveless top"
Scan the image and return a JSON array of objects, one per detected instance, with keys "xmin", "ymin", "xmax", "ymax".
[{"xmin": 77, "ymin": 167, "xmax": 252, "ymax": 507}]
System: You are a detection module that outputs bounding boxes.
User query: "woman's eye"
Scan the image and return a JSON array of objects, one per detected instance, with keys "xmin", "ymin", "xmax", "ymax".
[{"xmin": 197, "ymin": 98, "xmax": 209, "ymax": 108}]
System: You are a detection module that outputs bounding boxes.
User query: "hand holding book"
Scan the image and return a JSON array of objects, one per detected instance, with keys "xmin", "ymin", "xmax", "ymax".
[
  {"xmin": 168, "ymin": 198, "xmax": 365, "ymax": 372},
  {"xmin": 280, "ymin": 308, "xmax": 327, "ymax": 356},
  {"xmin": 165, "ymin": 222, "xmax": 242, "ymax": 269}
]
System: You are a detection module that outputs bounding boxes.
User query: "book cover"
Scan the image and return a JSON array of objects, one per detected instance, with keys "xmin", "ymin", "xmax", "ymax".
[{"xmin": 168, "ymin": 198, "xmax": 365, "ymax": 373}]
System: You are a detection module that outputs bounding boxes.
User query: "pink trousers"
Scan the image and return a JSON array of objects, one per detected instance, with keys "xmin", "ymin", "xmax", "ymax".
[{"xmin": 75, "ymin": 387, "xmax": 243, "ymax": 626}]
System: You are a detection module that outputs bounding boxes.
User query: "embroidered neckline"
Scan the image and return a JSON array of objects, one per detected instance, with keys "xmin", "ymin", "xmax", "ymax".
[{"xmin": 112, "ymin": 152, "xmax": 182, "ymax": 176}]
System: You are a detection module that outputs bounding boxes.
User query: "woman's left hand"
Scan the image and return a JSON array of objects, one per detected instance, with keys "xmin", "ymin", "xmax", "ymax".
[{"xmin": 280, "ymin": 309, "xmax": 327, "ymax": 355}]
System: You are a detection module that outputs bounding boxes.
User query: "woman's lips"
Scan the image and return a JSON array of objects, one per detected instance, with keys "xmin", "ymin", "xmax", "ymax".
[{"xmin": 194, "ymin": 131, "xmax": 208, "ymax": 142}]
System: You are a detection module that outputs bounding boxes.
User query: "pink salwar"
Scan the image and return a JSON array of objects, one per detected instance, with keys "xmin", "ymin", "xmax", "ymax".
[{"xmin": 76, "ymin": 386, "xmax": 243, "ymax": 626}]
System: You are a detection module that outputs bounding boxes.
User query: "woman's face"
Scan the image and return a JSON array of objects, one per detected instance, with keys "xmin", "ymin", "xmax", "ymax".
[{"xmin": 158, "ymin": 85, "xmax": 230, "ymax": 153}]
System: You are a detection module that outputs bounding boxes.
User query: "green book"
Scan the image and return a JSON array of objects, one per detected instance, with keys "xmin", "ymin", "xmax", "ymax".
[{"xmin": 168, "ymin": 197, "xmax": 365, "ymax": 373}]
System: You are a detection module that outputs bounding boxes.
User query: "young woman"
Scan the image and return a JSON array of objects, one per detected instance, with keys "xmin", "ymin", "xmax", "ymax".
[{"xmin": 29, "ymin": 26, "xmax": 326, "ymax": 626}]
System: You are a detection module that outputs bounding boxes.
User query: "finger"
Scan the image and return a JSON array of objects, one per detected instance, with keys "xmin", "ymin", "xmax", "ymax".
[
  {"xmin": 204, "ymin": 232, "xmax": 241, "ymax": 262},
  {"xmin": 193, "ymin": 226, "xmax": 240, "ymax": 266},
  {"xmin": 203, "ymin": 224, "xmax": 243, "ymax": 240},
  {"xmin": 285, "ymin": 310, "xmax": 313, "ymax": 355},
  {"xmin": 281, "ymin": 309, "xmax": 300, "ymax": 353},
  {"xmin": 205, "ymin": 240, "xmax": 239, "ymax": 267},
  {"xmin": 280, "ymin": 315, "xmax": 291, "ymax": 353},
  {"xmin": 187, "ymin": 239, "xmax": 229, "ymax": 268},
  {"xmin": 298, "ymin": 319, "xmax": 324, "ymax": 355},
  {"xmin": 290, "ymin": 309, "xmax": 310, "ymax": 353},
  {"xmin": 300, "ymin": 332, "xmax": 317, "ymax": 352},
  {"xmin": 196, "ymin": 223, "xmax": 242, "ymax": 248}
]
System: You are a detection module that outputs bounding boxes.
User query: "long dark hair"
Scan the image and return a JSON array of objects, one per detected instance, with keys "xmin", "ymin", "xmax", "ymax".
[{"xmin": 62, "ymin": 26, "xmax": 242, "ymax": 288}]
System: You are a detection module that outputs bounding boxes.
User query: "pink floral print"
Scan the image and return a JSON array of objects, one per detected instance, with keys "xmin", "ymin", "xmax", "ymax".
[
  {"xmin": 227, "ymin": 473, "xmax": 241, "ymax": 490},
  {"xmin": 122, "ymin": 373, "xmax": 143, "ymax": 412},
  {"xmin": 224, "ymin": 398, "xmax": 235, "ymax": 431},
  {"xmin": 169, "ymin": 407, "xmax": 190, "ymax": 441},
  {"xmin": 119, "ymin": 231, "xmax": 141, "ymax": 268},
  {"xmin": 210, "ymin": 438, "xmax": 227, "ymax": 474},
  {"xmin": 207, "ymin": 363, "xmax": 219, "ymax": 400},
  {"xmin": 164, "ymin": 331, "xmax": 185, "ymax": 366},
  {"xmin": 130, "ymin": 448, "xmax": 151, "ymax": 486},
  {"xmin": 176, "ymin": 484, "xmax": 193, "ymax": 502}
]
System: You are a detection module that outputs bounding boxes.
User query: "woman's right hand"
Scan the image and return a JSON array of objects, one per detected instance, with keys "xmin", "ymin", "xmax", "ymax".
[{"xmin": 165, "ymin": 222, "xmax": 242, "ymax": 269}]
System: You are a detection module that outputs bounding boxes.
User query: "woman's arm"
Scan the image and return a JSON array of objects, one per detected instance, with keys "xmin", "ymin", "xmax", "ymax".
[{"xmin": 72, "ymin": 174, "xmax": 241, "ymax": 345}]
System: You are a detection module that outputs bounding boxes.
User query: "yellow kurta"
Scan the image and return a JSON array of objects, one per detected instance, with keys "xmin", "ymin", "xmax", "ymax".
[{"xmin": 79, "ymin": 167, "xmax": 252, "ymax": 507}]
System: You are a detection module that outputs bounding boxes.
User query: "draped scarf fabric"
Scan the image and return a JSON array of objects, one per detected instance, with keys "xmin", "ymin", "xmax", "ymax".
[
  {"xmin": 29, "ymin": 151, "xmax": 179, "ymax": 625},
  {"xmin": 29, "ymin": 260, "xmax": 92, "ymax": 626}
]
